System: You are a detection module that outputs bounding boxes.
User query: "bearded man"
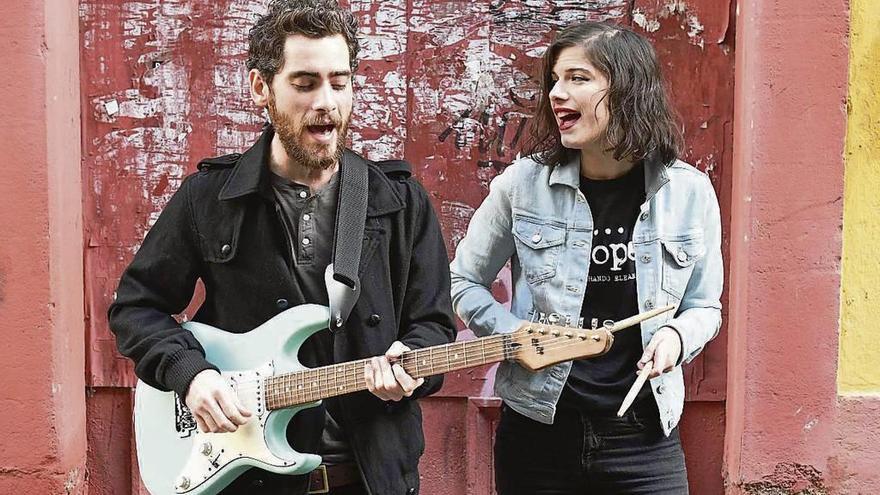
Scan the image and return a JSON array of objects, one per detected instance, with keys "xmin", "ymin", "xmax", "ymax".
[{"xmin": 108, "ymin": 1, "xmax": 456, "ymax": 493}]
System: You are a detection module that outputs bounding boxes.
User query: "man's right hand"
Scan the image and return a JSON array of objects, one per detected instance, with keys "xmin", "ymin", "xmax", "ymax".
[{"xmin": 185, "ymin": 369, "xmax": 252, "ymax": 433}]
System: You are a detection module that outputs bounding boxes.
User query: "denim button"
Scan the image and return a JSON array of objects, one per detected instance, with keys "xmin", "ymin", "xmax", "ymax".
[
  {"xmin": 298, "ymin": 190, "xmax": 307, "ymax": 199},
  {"xmin": 408, "ymin": 488, "xmax": 416, "ymax": 495},
  {"xmin": 677, "ymin": 250, "xmax": 688, "ymax": 262},
  {"xmin": 276, "ymin": 298, "xmax": 289, "ymax": 309},
  {"xmin": 303, "ymin": 213, "xmax": 311, "ymax": 221},
  {"xmin": 367, "ymin": 314, "xmax": 381, "ymax": 326},
  {"xmin": 645, "ymin": 299, "xmax": 655, "ymax": 310},
  {"xmin": 220, "ymin": 244, "xmax": 231, "ymax": 256},
  {"xmin": 640, "ymin": 254, "xmax": 651, "ymax": 263},
  {"xmin": 252, "ymin": 479, "xmax": 264, "ymax": 488},
  {"xmin": 657, "ymin": 384, "xmax": 665, "ymax": 394},
  {"xmin": 531, "ymin": 233, "xmax": 542, "ymax": 243},
  {"xmin": 640, "ymin": 211, "xmax": 649, "ymax": 221}
]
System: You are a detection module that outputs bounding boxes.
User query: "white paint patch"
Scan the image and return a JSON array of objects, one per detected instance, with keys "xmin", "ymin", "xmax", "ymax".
[
  {"xmin": 632, "ymin": 1, "xmax": 707, "ymax": 48},
  {"xmin": 347, "ymin": 0, "xmax": 408, "ymax": 160},
  {"xmin": 632, "ymin": 10, "xmax": 661, "ymax": 33},
  {"xmin": 104, "ymin": 99, "xmax": 120, "ymax": 117},
  {"xmin": 804, "ymin": 418, "xmax": 819, "ymax": 431}
]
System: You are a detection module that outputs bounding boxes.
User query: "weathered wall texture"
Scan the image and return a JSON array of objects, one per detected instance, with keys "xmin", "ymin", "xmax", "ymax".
[
  {"xmin": 725, "ymin": 0, "xmax": 850, "ymax": 493},
  {"xmin": 831, "ymin": 0, "xmax": 880, "ymax": 492},
  {"xmin": 0, "ymin": 0, "xmax": 87, "ymax": 493},
  {"xmin": 78, "ymin": 1, "xmax": 733, "ymax": 493},
  {"xmin": 840, "ymin": 0, "xmax": 880, "ymax": 395}
]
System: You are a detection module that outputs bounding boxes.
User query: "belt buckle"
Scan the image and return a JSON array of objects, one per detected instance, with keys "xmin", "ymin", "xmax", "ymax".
[{"xmin": 307, "ymin": 465, "xmax": 330, "ymax": 494}]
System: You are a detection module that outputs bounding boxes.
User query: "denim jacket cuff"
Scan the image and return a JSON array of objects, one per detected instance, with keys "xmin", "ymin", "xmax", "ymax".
[{"xmin": 659, "ymin": 324, "xmax": 687, "ymax": 367}]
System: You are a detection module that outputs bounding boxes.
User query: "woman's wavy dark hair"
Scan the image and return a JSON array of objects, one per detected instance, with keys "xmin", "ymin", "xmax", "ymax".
[
  {"xmin": 527, "ymin": 22, "xmax": 682, "ymax": 167},
  {"xmin": 246, "ymin": 0, "xmax": 360, "ymax": 84}
]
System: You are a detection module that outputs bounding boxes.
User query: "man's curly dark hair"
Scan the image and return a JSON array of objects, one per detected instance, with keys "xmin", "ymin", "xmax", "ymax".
[{"xmin": 247, "ymin": 0, "xmax": 360, "ymax": 83}]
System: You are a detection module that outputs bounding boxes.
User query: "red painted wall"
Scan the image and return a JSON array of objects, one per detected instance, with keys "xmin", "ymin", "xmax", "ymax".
[
  {"xmin": 725, "ymin": 0, "xmax": 849, "ymax": 491},
  {"xmin": 0, "ymin": 0, "xmax": 87, "ymax": 492},
  {"xmin": 78, "ymin": 1, "xmax": 734, "ymax": 493}
]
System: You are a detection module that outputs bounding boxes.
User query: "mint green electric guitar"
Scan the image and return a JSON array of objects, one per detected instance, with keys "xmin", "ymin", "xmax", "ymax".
[{"xmin": 133, "ymin": 303, "xmax": 672, "ymax": 494}]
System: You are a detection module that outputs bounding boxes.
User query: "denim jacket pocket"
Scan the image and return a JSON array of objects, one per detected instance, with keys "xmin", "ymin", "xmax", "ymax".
[
  {"xmin": 512, "ymin": 215, "xmax": 566, "ymax": 285},
  {"xmin": 660, "ymin": 233, "xmax": 705, "ymax": 299}
]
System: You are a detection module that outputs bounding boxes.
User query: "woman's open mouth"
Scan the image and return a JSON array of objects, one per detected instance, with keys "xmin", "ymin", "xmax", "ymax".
[{"xmin": 556, "ymin": 111, "xmax": 581, "ymax": 132}]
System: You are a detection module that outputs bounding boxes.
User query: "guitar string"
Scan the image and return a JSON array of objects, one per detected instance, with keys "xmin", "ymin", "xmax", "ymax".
[
  {"xmin": 230, "ymin": 332, "xmax": 606, "ymax": 399},
  {"xmin": 249, "ymin": 334, "xmax": 613, "ymax": 407},
  {"xmin": 228, "ymin": 333, "xmax": 563, "ymax": 396}
]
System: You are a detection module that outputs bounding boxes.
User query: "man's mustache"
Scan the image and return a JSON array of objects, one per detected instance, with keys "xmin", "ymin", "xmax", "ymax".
[{"xmin": 303, "ymin": 114, "xmax": 343, "ymax": 127}]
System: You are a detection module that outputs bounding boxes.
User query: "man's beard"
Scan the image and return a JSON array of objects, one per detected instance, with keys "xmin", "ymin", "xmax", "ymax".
[{"xmin": 267, "ymin": 96, "xmax": 349, "ymax": 171}]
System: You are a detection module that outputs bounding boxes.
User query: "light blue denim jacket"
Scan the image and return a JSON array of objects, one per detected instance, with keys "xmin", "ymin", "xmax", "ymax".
[{"xmin": 449, "ymin": 153, "xmax": 723, "ymax": 436}]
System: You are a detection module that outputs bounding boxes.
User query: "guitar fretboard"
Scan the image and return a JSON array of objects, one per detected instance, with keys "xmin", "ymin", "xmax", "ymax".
[{"xmin": 264, "ymin": 334, "xmax": 514, "ymax": 410}]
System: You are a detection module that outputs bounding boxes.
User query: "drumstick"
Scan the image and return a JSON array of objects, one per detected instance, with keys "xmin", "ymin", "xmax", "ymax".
[
  {"xmin": 607, "ymin": 304, "xmax": 675, "ymax": 333},
  {"xmin": 617, "ymin": 360, "xmax": 653, "ymax": 417}
]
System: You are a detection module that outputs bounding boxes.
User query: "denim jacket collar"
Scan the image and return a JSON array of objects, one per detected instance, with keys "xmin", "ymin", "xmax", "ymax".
[
  {"xmin": 644, "ymin": 154, "xmax": 670, "ymax": 202},
  {"xmin": 548, "ymin": 151, "xmax": 670, "ymax": 202},
  {"xmin": 548, "ymin": 152, "xmax": 581, "ymax": 189}
]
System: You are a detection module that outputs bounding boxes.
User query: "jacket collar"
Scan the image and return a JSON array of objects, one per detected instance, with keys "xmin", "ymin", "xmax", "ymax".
[
  {"xmin": 218, "ymin": 125, "xmax": 274, "ymax": 201},
  {"xmin": 548, "ymin": 150, "xmax": 670, "ymax": 201},
  {"xmin": 218, "ymin": 125, "xmax": 405, "ymax": 216},
  {"xmin": 548, "ymin": 151, "xmax": 581, "ymax": 189}
]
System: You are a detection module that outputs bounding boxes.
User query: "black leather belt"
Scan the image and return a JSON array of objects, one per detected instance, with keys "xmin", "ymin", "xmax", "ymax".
[{"xmin": 307, "ymin": 464, "xmax": 362, "ymax": 494}]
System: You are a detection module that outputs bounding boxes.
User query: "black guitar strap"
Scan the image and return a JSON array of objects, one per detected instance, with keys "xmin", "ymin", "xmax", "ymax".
[{"xmin": 325, "ymin": 150, "xmax": 368, "ymax": 331}]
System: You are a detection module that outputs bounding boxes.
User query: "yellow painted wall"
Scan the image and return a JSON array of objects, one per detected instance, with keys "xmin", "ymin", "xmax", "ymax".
[{"xmin": 839, "ymin": 0, "xmax": 880, "ymax": 394}]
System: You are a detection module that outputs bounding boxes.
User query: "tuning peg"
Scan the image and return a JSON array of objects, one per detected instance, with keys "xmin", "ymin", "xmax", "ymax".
[
  {"xmin": 538, "ymin": 312, "xmax": 548, "ymax": 324},
  {"xmin": 548, "ymin": 313, "xmax": 560, "ymax": 324},
  {"xmin": 590, "ymin": 318, "xmax": 599, "ymax": 330}
]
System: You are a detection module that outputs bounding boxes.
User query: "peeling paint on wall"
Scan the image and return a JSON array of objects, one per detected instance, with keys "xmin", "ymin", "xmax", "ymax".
[
  {"xmin": 742, "ymin": 463, "xmax": 828, "ymax": 495},
  {"xmin": 81, "ymin": 0, "xmax": 733, "ymax": 409},
  {"xmin": 632, "ymin": 0, "xmax": 707, "ymax": 48}
]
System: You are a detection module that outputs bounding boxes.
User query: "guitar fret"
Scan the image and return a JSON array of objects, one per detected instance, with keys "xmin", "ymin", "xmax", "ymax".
[{"xmin": 268, "ymin": 334, "xmax": 518, "ymax": 410}]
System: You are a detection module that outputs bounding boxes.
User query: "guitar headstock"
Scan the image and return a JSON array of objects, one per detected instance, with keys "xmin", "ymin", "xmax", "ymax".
[{"xmin": 509, "ymin": 312, "xmax": 614, "ymax": 371}]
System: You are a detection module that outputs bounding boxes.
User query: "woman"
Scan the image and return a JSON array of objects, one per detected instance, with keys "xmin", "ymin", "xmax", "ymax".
[{"xmin": 449, "ymin": 22, "xmax": 722, "ymax": 494}]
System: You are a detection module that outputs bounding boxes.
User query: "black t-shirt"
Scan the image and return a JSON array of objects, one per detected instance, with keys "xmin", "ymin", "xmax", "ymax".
[
  {"xmin": 270, "ymin": 171, "xmax": 352, "ymax": 464},
  {"xmin": 558, "ymin": 161, "xmax": 654, "ymax": 414}
]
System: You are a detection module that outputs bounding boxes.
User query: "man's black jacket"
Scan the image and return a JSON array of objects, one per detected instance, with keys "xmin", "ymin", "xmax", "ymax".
[{"xmin": 108, "ymin": 127, "xmax": 457, "ymax": 494}]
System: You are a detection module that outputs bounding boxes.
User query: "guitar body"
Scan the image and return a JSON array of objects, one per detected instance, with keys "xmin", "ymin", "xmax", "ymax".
[
  {"xmin": 134, "ymin": 304, "xmax": 330, "ymax": 495},
  {"xmin": 132, "ymin": 300, "xmax": 667, "ymax": 495}
]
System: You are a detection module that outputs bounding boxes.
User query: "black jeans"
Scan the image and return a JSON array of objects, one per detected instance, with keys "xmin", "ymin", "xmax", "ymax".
[{"xmin": 494, "ymin": 402, "xmax": 688, "ymax": 495}]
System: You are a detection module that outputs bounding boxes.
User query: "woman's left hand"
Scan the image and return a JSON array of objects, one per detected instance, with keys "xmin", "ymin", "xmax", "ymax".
[{"xmin": 637, "ymin": 327, "xmax": 682, "ymax": 378}]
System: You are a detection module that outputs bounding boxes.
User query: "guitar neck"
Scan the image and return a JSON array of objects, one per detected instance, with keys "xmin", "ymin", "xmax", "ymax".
[{"xmin": 264, "ymin": 334, "xmax": 512, "ymax": 410}]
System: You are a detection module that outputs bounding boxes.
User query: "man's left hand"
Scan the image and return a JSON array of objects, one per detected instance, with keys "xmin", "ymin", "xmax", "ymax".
[
  {"xmin": 364, "ymin": 341, "xmax": 425, "ymax": 401},
  {"xmin": 637, "ymin": 327, "xmax": 682, "ymax": 378}
]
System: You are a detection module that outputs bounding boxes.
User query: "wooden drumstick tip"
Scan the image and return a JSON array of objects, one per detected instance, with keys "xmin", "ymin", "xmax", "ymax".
[{"xmin": 617, "ymin": 360, "xmax": 653, "ymax": 417}]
